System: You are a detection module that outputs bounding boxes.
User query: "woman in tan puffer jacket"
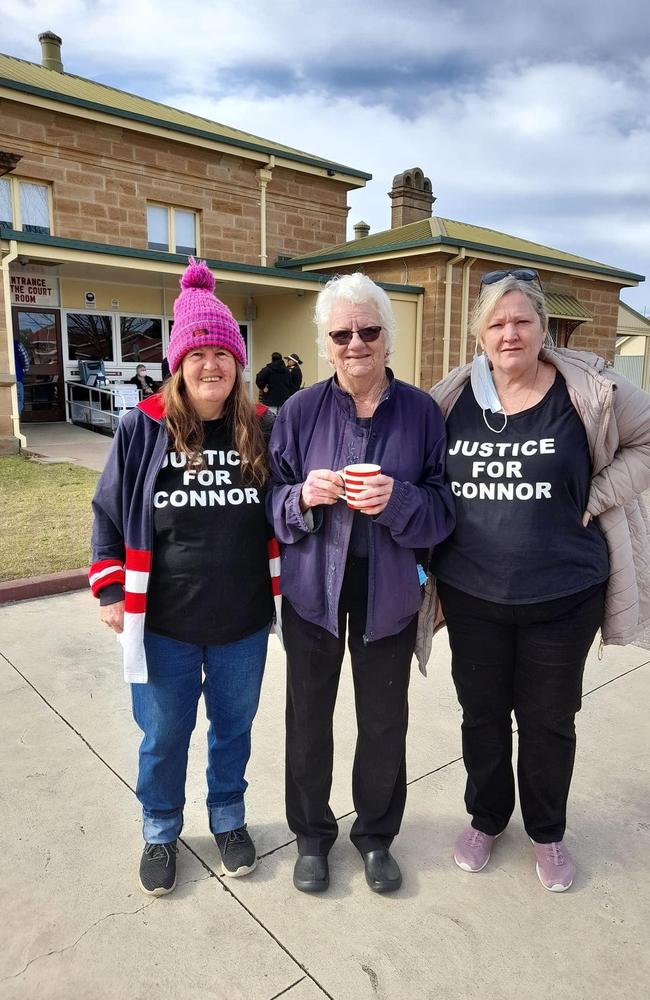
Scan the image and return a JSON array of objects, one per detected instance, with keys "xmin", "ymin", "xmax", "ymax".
[{"xmin": 429, "ymin": 268, "xmax": 650, "ymax": 893}]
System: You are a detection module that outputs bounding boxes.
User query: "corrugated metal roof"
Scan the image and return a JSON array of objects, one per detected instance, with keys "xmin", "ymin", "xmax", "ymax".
[
  {"xmin": 0, "ymin": 52, "xmax": 371, "ymax": 179},
  {"xmin": 283, "ymin": 216, "xmax": 643, "ymax": 282},
  {"xmin": 437, "ymin": 218, "xmax": 608, "ymax": 268},
  {"xmin": 545, "ymin": 293, "xmax": 592, "ymax": 320},
  {"xmin": 287, "ymin": 218, "xmax": 436, "ymax": 258}
]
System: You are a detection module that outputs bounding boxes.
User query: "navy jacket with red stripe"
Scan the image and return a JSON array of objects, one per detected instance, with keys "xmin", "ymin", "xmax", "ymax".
[{"xmin": 89, "ymin": 394, "xmax": 279, "ymax": 682}]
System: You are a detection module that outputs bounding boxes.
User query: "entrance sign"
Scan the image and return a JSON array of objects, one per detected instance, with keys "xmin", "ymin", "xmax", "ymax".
[{"xmin": 10, "ymin": 270, "xmax": 60, "ymax": 307}]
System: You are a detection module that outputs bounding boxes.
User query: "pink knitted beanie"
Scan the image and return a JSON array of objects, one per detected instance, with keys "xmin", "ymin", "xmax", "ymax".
[{"xmin": 167, "ymin": 258, "xmax": 247, "ymax": 373}]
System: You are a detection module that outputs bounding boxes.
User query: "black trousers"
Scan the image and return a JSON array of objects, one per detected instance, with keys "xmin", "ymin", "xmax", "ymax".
[
  {"xmin": 283, "ymin": 557, "xmax": 417, "ymax": 856},
  {"xmin": 437, "ymin": 580, "xmax": 606, "ymax": 843}
]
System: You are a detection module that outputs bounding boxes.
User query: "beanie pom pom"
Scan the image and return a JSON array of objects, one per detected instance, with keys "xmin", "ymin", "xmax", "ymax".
[{"xmin": 180, "ymin": 258, "xmax": 215, "ymax": 293}]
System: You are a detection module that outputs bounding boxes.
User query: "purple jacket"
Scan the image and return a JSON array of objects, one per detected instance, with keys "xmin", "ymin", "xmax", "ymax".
[{"xmin": 266, "ymin": 371, "xmax": 455, "ymax": 641}]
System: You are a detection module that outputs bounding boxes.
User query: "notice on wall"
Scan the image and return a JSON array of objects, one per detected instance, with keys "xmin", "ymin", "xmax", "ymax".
[{"xmin": 10, "ymin": 270, "xmax": 60, "ymax": 307}]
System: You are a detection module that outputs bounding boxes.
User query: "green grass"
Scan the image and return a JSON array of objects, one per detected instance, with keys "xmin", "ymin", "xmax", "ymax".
[{"xmin": 0, "ymin": 456, "xmax": 99, "ymax": 582}]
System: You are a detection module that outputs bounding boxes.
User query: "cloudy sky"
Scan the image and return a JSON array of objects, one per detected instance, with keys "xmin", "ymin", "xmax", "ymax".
[{"xmin": 4, "ymin": 0, "xmax": 650, "ymax": 313}]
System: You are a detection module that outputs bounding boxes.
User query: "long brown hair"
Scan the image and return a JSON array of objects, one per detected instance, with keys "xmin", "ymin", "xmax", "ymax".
[{"xmin": 161, "ymin": 364, "xmax": 268, "ymax": 485}]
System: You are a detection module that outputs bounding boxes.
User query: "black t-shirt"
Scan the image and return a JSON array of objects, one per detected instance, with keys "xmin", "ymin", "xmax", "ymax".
[
  {"xmin": 347, "ymin": 417, "xmax": 372, "ymax": 558},
  {"xmin": 145, "ymin": 418, "xmax": 273, "ymax": 644},
  {"xmin": 432, "ymin": 374, "xmax": 609, "ymax": 603}
]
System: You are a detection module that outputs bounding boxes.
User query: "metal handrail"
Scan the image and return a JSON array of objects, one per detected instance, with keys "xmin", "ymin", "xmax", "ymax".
[{"xmin": 65, "ymin": 380, "xmax": 141, "ymax": 434}]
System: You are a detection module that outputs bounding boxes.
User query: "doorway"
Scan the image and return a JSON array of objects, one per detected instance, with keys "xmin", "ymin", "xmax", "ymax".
[{"xmin": 13, "ymin": 308, "xmax": 65, "ymax": 422}]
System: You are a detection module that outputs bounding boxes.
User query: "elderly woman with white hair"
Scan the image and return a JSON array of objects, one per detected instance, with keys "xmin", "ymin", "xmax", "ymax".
[{"xmin": 267, "ymin": 273, "xmax": 454, "ymax": 894}]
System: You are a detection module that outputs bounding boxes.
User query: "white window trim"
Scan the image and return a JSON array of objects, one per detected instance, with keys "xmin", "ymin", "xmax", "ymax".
[
  {"xmin": 63, "ymin": 309, "xmax": 166, "ymax": 376},
  {"xmin": 118, "ymin": 312, "xmax": 166, "ymax": 367},
  {"xmin": 1, "ymin": 177, "xmax": 53, "ymax": 234},
  {"xmin": 147, "ymin": 203, "xmax": 199, "ymax": 255}
]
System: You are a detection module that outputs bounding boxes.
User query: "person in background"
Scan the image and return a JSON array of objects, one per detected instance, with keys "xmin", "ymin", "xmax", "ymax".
[
  {"xmin": 90, "ymin": 259, "xmax": 275, "ymax": 897},
  {"xmin": 13, "ymin": 337, "xmax": 30, "ymax": 415},
  {"xmin": 267, "ymin": 273, "xmax": 454, "ymax": 895},
  {"xmin": 255, "ymin": 351, "xmax": 294, "ymax": 414},
  {"xmin": 284, "ymin": 353, "xmax": 303, "ymax": 392},
  {"xmin": 129, "ymin": 363, "xmax": 157, "ymax": 396},
  {"xmin": 431, "ymin": 267, "xmax": 650, "ymax": 892}
]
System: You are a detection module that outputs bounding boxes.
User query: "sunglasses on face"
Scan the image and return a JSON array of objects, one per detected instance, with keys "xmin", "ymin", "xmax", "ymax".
[
  {"xmin": 328, "ymin": 325, "xmax": 382, "ymax": 346},
  {"xmin": 480, "ymin": 268, "xmax": 543, "ymax": 291}
]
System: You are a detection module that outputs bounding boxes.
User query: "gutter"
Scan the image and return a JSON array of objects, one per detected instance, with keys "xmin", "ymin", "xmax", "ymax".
[
  {"xmin": 257, "ymin": 156, "xmax": 275, "ymax": 267},
  {"xmin": 0, "ymin": 229, "xmax": 424, "ymax": 295},
  {"xmin": 279, "ymin": 236, "xmax": 645, "ymax": 285},
  {"xmin": 443, "ymin": 252, "xmax": 465, "ymax": 377},
  {"xmin": 414, "ymin": 293, "xmax": 424, "ymax": 388},
  {"xmin": 459, "ymin": 257, "xmax": 477, "ymax": 366},
  {"xmin": 1, "ymin": 239, "xmax": 26, "ymax": 447}
]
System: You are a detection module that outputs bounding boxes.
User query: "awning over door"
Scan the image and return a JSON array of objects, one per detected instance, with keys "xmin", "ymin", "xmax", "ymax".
[{"xmin": 545, "ymin": 293, "xmax": 592, "ymax": 322}]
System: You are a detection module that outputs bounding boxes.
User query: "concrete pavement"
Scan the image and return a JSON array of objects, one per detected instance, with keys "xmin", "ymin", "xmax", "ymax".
[
  {"xmin": 22, "ymin": 422, "xmax": 112, "ymax": 473},
  {"xmin": 1, "ymin": 590, "xmax": 648, "ymax": 1000}
]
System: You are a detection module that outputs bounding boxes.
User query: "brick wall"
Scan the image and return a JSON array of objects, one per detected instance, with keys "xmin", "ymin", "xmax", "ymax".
[
  {"xmin": 264, "ymin": 167, "xmax": 349, "ymax": 263},
  {"xmin": 1, "ymin": 99, "xmax": 351, "ymax": 265}
]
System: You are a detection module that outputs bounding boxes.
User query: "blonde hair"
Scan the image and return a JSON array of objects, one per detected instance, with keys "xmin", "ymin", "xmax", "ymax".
[
  {"xmin": 470, "ymin": 275, "xmax": 549, "ymax": 352},
  {"xmin": 162, "ymin": 365, "xmax": 268, "ymax": 485}
]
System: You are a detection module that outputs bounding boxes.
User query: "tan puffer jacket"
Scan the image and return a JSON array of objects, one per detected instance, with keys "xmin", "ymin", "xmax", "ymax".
[{"xmin": 425, "ymin": 347, "xmax": 650, "ymax": 652}]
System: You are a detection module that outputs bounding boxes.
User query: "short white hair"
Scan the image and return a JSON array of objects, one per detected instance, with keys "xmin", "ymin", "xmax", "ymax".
[{"xmin": 314, "ymin": 273, "xmax": 397, "ymax": 359}]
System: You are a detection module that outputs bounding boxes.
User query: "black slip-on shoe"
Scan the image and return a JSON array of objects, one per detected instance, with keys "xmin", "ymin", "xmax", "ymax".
[
  {"xmin": 363, "ymin": 849, "xmax": 402, "ymax": 893},
  {"xmin": 293, "ymin": 854, "xmax": 329, "ymax": 893}
]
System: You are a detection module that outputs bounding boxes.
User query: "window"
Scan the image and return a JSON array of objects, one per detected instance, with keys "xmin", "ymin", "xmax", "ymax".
[
  {"xmin": 0, "ymin": 179, "xmax": 12, "ymax": 229},
  {"xmin": 146, "ymin": 205, "xmax": 168, "ymax": 251},
  {"xmin": 0, "ymin": 178, "xmax": 51, "ymax": 234},
  {"xmin": 120, "ymin": 316, "xmax": 163, "ymax": 363},
  {"xmin": 66, "ymin": 313, "xmax": 114, "ymax": 362},
  {"xmin": 238, "ymin": 324, "xmax": 250, "ymax": 366},
  {"xmin": 147, "ymin": 204, "xmax": 197, "ymax": 254}
]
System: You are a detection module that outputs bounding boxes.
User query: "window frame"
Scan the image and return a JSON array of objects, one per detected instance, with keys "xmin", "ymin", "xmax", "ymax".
[
  {"xmin": 0, "ymin": 177, "xmax": 53, "ymax": 235},
  {"xmin": 119, "ymin": 313, "xmax": 165, "ymax": 365},
  {"xmin": 63, "ymin": 309, "xmax": 167, "ymax": 369},
  {"xmin": 146, "ymin": 202, "xmax": 199, "ymax": 255},
  {"xmin": 64, "ymin": 310, "xmax": 116, "ymax": 364}
]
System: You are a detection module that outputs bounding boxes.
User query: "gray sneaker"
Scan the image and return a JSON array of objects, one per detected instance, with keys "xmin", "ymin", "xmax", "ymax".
[
  {"xmin": 214, "ymin": 826, "xmax": 257, "ymax": 877},
  {"xmin": 532, "ymin": 840, "xmax": 575, "ymax": 892}
]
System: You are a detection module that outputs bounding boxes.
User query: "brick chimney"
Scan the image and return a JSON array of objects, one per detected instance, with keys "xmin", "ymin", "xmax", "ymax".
[
  {"xmin": 38, "ymin": 31, "xmax": 63, "ymax": 73},
  {"xmin": 388, "ymin": 168, "xmax": 435, "ymax": 228},
  {"xmin": 353, "ymin": 220, "xmax": 370, "ymax": 240}
]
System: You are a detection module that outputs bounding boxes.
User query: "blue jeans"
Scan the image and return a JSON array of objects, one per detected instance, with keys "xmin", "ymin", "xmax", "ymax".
[{"xmin": 131, "ymin": 625, "xmax": 269, "ymax": 844}]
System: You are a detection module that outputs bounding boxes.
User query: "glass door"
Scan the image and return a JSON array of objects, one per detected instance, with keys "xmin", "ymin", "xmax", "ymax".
[{"xmin": 13, "ymin": 308, "xmax": 65, "ymax": 422}]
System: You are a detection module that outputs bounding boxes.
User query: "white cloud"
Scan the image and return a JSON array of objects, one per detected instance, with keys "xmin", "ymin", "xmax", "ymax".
[{"xmin": 3, "ymin": 0, "xmax": 649, "ymax": 312}]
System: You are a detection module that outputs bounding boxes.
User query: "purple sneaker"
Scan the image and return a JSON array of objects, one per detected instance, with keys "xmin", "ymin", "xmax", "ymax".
[
  {"xmin": 453, "ymin": 825, "xmax": 500, "ymax": 872},
  {"xmin": 532, "ymin": 840, "xmax": 576, "ymax": 892}
]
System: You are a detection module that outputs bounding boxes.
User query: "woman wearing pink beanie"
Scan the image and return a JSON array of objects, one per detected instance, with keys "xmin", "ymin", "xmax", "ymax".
[{"xmin": 91, "ymin": 259, "xmax": 277, "ymax": 896}]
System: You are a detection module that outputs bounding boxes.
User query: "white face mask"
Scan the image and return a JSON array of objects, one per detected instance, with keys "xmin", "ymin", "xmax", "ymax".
[{"xmin": 470, "ymin": 353, "xmax": 507, "ymax": 433}]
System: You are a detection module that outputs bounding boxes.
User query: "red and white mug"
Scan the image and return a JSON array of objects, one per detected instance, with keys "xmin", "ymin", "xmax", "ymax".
[{"xmin": 341, "ymin": 463, "xmax": 382, "ymax": 510}]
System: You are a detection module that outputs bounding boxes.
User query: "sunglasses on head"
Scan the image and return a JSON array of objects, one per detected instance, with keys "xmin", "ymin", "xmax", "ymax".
[
  {"xmin": 480, "ymin": 268, "xmax": 543, "ymax": 291},
  {"xmin": 328, "ymin": 325, "xmax": 382, "ymax": 346}
]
